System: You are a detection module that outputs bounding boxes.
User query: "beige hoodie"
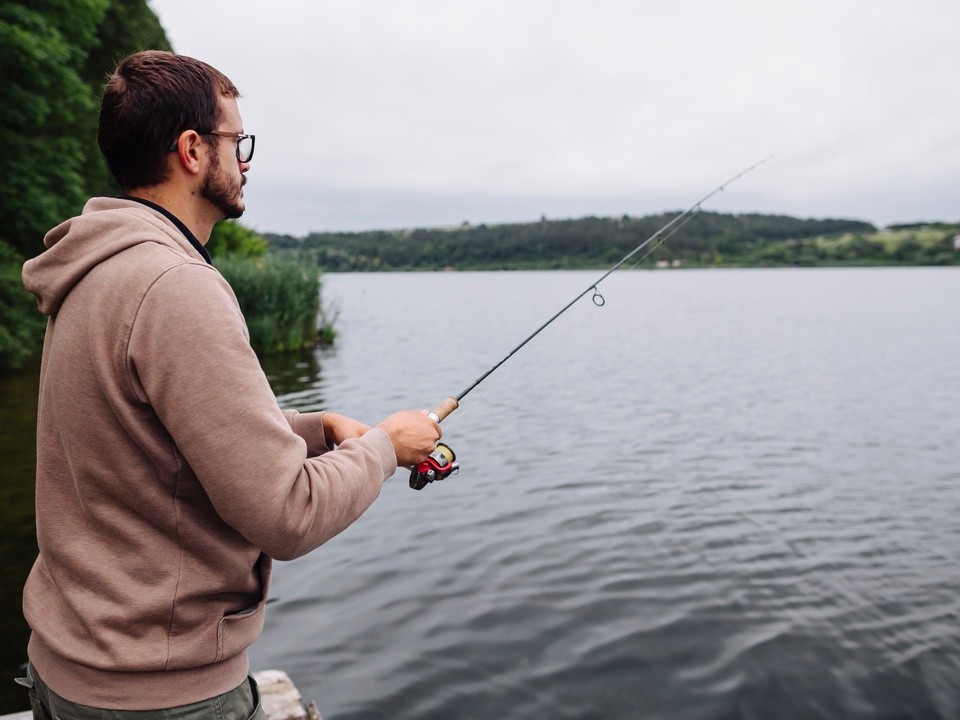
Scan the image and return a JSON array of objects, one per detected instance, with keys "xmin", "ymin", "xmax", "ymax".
[{"xmin": 21, "ymin": 198, "xmax": 397, "ymax": 709}]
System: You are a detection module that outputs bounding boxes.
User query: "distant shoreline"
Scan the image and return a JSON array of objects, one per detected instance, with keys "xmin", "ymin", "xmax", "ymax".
[{"xmin": 265, "ymin": 212, "xmax": 959, "ymax": 272}]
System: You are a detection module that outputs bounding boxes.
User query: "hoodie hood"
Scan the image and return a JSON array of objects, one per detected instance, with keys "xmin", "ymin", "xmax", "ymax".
[{"xmin": 22, "ymin": 197, "xmax": 206, "ymax": 317}]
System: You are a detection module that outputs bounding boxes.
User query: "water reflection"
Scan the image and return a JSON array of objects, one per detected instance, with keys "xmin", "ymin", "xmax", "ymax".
[
  {"xmin": 0, "ymin": 363, "xmax": 39, "ymax": 712},
  {"xmin": 258, "ymin": 346, "xmax": 330, "ymax": 410}
]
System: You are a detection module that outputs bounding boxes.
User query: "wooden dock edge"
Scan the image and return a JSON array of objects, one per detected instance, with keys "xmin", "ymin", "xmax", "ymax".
[
  {"xmin": 255, "ymin": 669, "xmax": 321, "ymax": 720},
  {"xmin": 1, "ymin": 670, "xmax": 319, "ymax": 720}
]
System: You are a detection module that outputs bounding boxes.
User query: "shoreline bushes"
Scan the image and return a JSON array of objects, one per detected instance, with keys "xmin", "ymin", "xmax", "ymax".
[
  {"xmin": 210, "ymin": 222, "xmax": 334, "ymax": 354},
  {"xmin": 215, "ymin": 254, "xmax": 331, "ymax": 354}
]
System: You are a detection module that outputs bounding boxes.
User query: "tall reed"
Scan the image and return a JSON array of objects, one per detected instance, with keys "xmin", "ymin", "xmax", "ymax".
[{"xmin": 215, "ymin": 255, "xmax": 333, "ymax": 353}]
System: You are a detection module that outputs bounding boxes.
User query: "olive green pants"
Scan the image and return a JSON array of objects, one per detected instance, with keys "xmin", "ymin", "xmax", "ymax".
[{"xmin": 20, "ymin": 665, "xmax": 267, "ymax": 720}]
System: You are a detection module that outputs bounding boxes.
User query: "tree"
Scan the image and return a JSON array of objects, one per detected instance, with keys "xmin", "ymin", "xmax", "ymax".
[
  {"xmin": 0, "ymin": 0, "xmax": 172, "ymax": 370},
  {"xmin": 0, "ymin": 0, "xmax": 109, "ymax": 257},
  {"xmin": 80, "ymin": 0, "xmax": 172, "ymax": 198}
]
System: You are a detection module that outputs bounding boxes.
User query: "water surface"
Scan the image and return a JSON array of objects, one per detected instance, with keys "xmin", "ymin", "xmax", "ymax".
[{"xmin": 251, "ymin": 268, "xmax": 960, "ymax": 719}]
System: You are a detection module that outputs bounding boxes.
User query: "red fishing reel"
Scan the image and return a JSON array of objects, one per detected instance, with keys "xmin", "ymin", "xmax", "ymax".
[{"xmin": 409, "ymin": 442, "xmax": 459, "ymax": 490}]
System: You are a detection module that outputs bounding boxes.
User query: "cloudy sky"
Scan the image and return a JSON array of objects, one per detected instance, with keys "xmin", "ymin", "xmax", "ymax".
[{"xmin": 150, "ymin": 0, "xmax": 958, "ymax": 235}]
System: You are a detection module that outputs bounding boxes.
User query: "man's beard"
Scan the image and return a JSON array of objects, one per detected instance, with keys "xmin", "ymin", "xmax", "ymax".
[{"xmin": 201, "ymin": 150, "xmax": 245, "ymax": 219}]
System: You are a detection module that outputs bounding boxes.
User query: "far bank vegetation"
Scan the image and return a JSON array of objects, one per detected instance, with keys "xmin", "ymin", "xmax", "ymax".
[{"xmin": 266, "ymin": 214, "xmax": 959, "ymax": 272}]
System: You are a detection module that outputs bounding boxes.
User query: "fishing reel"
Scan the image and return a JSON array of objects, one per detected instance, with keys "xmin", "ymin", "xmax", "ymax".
[{"xmin": 409, "ymin": 442, "xmax": 459, "ymax": 490}]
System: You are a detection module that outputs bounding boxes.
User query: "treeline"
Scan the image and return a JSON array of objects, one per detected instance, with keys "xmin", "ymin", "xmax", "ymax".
[{"xmin": 267, "ymin": 212, "xmax": 958, "ymax": 272}]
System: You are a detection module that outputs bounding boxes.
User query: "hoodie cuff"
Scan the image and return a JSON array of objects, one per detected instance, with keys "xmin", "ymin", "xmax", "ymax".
[
  {"xmin": 283, "ymin": 410, "xmax": 330, "ymax": 457},
  {"xmin": 362, "ymin": 426, "xmax": 399, "ymax": 479}
]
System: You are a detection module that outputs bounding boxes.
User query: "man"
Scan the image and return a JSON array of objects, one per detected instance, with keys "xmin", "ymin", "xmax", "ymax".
[{"xmin": 19, "ymin": 50, "xmax": 440, "ymax": 718}]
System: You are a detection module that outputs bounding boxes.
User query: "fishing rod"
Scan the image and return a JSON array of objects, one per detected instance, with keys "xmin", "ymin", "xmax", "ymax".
[{"xmin": 410, "ymin": 157, "xmax": 773, "ymax": 489}]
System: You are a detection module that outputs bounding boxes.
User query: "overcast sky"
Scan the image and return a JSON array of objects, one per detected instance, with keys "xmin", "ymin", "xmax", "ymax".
[{"xmin": 149, "ymin": 0, "xmax": 958, "ymax": 235}]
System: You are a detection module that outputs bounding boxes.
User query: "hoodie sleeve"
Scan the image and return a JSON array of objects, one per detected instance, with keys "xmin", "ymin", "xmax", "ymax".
[{"xmin": 127, "ymin": 261, "xmax": 397, "ymax": 560}]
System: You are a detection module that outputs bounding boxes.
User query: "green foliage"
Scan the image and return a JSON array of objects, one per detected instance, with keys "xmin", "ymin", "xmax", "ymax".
[
  {"xmin": 0, "ymin": 241, "xmax": 46, "ymax": 371},
  {"xmin": 215, "ymin": 255, "xmax": 332, "ymax": 354},
  {"xmin": 83, "ymin": 0, "xmax": 171, "ymax": 89},
  {"xmin": 267, "ymin": 214, "xmax": 960, "ymax": 271},
  {"xmin": 0, "ymin": 0, "xmax": 173, "ymax": 369},
  {"xmin": 80, "ymin": 0, "xmax": 173, "ymax": 198},
  {"xmin": 207, "ymin": 220, "xmax": 269, "ymax": 258},
  {"xmin": 0, "ymin": 0, "xmax": 109, "ymax": 257},
  {"xmin": 211, "ymin": 224, "xmax": 335, "ymax": 355}
]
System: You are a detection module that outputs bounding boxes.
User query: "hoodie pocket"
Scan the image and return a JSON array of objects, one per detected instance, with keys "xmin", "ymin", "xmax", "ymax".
[{"xmin": 216, "ymin": 555, "xmax": 272, "ymax": 662}]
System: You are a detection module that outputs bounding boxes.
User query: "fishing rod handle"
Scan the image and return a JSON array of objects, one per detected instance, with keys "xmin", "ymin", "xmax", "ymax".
[{"xmin": 428, "ymin": 397, "xmax": 459, "ymax": 423}]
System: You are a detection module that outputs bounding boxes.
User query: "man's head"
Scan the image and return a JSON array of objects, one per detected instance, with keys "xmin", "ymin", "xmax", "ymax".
[{"xmin": 98, "ymin": 51, "xmax": 241, "ymax": 193}]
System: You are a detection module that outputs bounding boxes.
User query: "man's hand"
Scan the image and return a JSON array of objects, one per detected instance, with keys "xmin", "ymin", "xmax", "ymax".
[
  {"xmin": 376, "ymin": 410, "xmax": 442, "ymax": 467},
  {"xmin": 323, "ymin": 412, "xmax": 371, "ymax": 447}
]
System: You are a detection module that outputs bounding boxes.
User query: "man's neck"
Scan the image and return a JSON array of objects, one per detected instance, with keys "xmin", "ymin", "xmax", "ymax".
[{"xmin": 124, "ymin": 187, "xmax": 217, "ymax": 245}]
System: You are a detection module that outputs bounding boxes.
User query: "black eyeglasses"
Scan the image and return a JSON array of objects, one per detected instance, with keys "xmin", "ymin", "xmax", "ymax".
[
  {"xmin": 167, "ymin": 131, "xmax": 256, "ymax": 163},
  {"xmin": 206, "ymin": 131, "xmax": 256, "ymax": 163}
]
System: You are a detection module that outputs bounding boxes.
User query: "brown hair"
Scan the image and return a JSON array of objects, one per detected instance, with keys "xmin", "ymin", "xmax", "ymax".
[{"xmin": 98, "ymin": 50, "xmax": 240, "ymax": 191}]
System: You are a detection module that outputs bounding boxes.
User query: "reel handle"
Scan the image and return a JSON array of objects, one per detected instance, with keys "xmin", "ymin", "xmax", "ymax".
[{"xmin": 428, "ymin": 396, "xmax": 459, "ymax": 423}]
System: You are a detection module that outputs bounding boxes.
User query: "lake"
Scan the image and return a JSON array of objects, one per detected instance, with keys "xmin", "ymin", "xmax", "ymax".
[{"xmin": 3, "ymin": 268, "xmax": 960, "ymax": 718}]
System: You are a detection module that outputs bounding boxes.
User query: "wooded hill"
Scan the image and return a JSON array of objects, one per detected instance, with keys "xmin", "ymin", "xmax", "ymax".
[{"xmin": 265, "ymin": 213, "xmax": 959, "ymax": 271}]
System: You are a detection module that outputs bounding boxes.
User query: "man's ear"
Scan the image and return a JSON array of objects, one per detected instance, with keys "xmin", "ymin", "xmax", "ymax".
[{"xmin": 170, "ymin": 130, "xmax": 204, "ymax": 176}]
